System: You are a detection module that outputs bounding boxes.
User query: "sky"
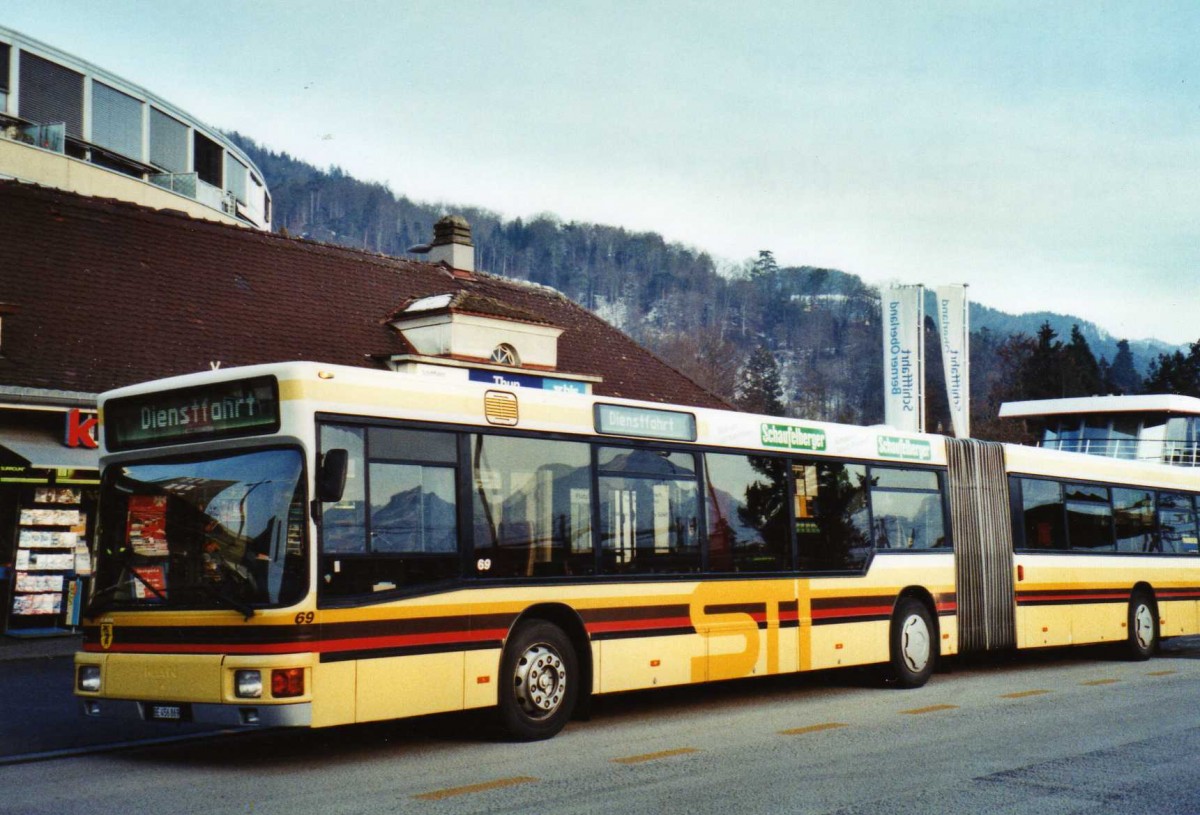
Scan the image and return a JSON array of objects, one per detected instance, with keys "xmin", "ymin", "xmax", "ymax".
[{"xmin": 7, "ymin": 2, "xmax": 1199, "ymax": 345}]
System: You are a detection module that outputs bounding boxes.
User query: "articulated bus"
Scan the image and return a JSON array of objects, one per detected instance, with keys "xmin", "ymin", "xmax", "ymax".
[{"xmin": 75, "ymin": 362, "xmax": 1200, "ymax": 739}]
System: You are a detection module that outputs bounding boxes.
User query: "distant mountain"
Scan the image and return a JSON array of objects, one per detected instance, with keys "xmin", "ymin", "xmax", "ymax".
[
  {"xmin": 966, "ymin": 301, "xmax": 1174, "ymax": 373},
  {"xmin": 228, "ymin": 132, "xmax": 1185, "ymax": 429}
]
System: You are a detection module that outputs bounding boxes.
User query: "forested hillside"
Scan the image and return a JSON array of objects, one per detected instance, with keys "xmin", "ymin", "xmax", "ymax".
[{"xmin": 229, "ymin": 133, "xmax": 1186, "ymax": 439}]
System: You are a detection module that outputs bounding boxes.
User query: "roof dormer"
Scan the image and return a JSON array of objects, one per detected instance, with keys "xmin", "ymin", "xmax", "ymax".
[{"xmin": 390, "ymin": 291, "xmax": 563, "ymax": 368}]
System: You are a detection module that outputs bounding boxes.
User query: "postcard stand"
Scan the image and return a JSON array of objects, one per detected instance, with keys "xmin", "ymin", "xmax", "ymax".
[{"xmin": 5, "ymin": 487, "xmax": 91, "ymax": 637}]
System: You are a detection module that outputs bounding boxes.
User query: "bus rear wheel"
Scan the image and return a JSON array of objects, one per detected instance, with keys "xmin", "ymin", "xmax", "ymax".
[
  {"xmin": 497, "ymin": 621, "xmax": 578, "ymax": 741},
  {"xmin": 1126, "ymin": 591, "xmax": 1158, "ymax": 661},
  {"xmin": 887, "ymin": 597, "xmax": 935, "ymax": 688}
]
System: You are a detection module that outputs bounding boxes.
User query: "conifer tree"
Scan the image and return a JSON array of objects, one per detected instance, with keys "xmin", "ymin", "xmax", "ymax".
[{"xmin": 736, "ymin": 345, "xmax": 786, "ymax": 415}]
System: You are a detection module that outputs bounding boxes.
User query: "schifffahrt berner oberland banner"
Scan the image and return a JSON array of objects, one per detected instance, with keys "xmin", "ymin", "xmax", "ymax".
[
  {"xmin": 882, "ymin": 284, "xmax": 925, "ymax": 433},
  {"xmin": 935, "ymin": 284, "xmax": 970, "ymax": 438}
]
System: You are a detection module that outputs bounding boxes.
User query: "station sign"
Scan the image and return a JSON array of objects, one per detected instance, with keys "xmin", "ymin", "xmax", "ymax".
[{"xmin": 468, "ymin": 369, "xmax": 587, "ymax": 394}]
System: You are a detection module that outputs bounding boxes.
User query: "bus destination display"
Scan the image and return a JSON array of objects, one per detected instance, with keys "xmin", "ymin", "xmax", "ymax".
[{"xmin": 104, "ymin": 376, "xmax": 280, "ymax": 451}]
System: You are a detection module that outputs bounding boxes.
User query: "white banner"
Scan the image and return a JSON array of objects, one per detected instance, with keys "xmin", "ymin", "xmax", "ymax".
[
  {"xmin": 882, "ymin": 285, "xmax": 925, "ymax": 433},
  {"xmin": 936, "ymin": 285, "xmax": 970, "ymax": 438}
]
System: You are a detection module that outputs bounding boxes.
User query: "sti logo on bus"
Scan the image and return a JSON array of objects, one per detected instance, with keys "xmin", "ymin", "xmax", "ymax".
[{"xmin": 105, "ymin": 376, "xmax": 281, "ymax": 451}]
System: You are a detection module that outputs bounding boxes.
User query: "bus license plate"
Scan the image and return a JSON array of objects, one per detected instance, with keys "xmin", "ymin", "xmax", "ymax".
[{"xmin": 149, "ymin": 704, "xmax": 185, "ymax": 721}]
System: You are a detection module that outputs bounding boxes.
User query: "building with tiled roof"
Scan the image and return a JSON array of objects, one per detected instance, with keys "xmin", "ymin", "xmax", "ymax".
[
  {"xmin": 0, "ymin": 181, "xmax": 723, "ymax": 405},
  {"xmin": 0, "ymin": 180, "xmax": 725, "ymax": 634}
]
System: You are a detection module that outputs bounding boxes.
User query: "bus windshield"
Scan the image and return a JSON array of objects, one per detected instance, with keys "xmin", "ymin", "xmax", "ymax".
[{"xmin": 90, "ymin": 448, "xmax": 308, "ymax": 615}]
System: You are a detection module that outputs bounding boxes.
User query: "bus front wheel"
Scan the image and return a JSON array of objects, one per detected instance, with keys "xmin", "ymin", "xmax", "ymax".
[
  {"xmin": 1126, "ymin": 592, "xmax": 1158, "ymax": 661},
  {"xmin": 497, "ymin": 621, "xmax": 578, "ymax": 741},
  {"xmin": 887, "ymin": 597, "xmax": 935, "ymax": 688}
]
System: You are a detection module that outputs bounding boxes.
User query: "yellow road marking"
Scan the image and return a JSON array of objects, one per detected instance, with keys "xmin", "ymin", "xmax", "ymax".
[
  {"xmin": 780, "ymin": 722, "xmax": 848, "ymax": 736},
  {"xmin": 900, "ymin": 704, "xmax": 959, "ymax": 715},
  {"xmin": 613, "ymin": 748, "xmax": 698, "ymax": 764},
  {"xmin": 1081, "ymin": 679, "xmax": 1120, "ymax": 686},
  {"xmin": 1001, "ymin": 689, "xmax": 1051, "ymax": 699},
  {"xmin": 1147, "ymin": 670, "xmax": 1177, "ymax": 677},
  {"xmin": 414, "ymin": 776, "xmax": 538, "ymax": 801}
]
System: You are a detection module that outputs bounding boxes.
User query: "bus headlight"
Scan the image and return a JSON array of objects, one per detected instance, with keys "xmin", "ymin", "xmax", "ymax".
[
  {"xmin": 235, "ymin": 670, "xmax": 262, "ymax": 699},
  {"xmin": 78, "ymin": 665, "xmax": 101, "ymax": 693}
]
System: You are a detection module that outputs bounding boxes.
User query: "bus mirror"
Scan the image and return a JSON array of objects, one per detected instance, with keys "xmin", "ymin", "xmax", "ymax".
[{"xmin": 317, "ymin": 449, "xmax": 349, "ymax": 503}]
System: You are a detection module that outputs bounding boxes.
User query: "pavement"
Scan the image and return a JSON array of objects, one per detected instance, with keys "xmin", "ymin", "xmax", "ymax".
[{"xmin": 0, "ymin": 631, "xmax": 83, "ymax": 662}]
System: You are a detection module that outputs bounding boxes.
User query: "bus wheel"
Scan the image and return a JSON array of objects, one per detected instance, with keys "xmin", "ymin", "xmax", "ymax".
[
  {"xmin": 888, "ymin": 597, "xmax": 935, "ymax": 688},
  {"xmin": 1126, "ymin": 592, "xmax": 1158, "ymax": 661},
  {"xmin": 498, "ymin": 621, "xmax": 578, "ymax": 741}
]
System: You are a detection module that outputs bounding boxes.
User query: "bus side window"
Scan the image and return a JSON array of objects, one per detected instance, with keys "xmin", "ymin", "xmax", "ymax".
[
  {"xmin": 471, "ymin": 434, "xmax": 594, "ymax": 578},
  {"xmin": 319, "ymin": 425, "xmax": 367, "ymax": 555},
  {"xmin": 1017, "ymin": 478, "xmax": 1066, "ymax": 550},
  {"xmin": 598, "ymin": 446, "xmax": 700, "ymax": 575},
  {"xmin": 867, "ymin": 467, "xmax": 946, "ymax": 550},
  {"xmin": 795, "ymin": 461, "xmax": 871, "ymax": 572},
  {"xmin": 1065, "ymin": 483, "xmax": 1114, "ymax": 551},
  {"xmin": 1157, "ymin": 492, "xmax": 1200, "ymax": 554},
  {"xmin": 1113, "ymin": 487, "xmax": 1154, "ymax": 552},
  {"xmin": 703, "ymin": 452, "xmax": 790, "ymax": 573},
  {"xmin": 319, "ymin": 424, "xmax": 462, "ymax": 597}
]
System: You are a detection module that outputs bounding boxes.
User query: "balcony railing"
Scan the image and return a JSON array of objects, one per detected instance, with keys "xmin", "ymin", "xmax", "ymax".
[
  {"xmin": 3, "ymin": 121, "xmax": 66, "ymax": 153},
  {"xmin": 1039, "ymin": 437, "xmax": 1200, "ymax": 467},
  {"xmin": 150, "ymin": 173, "xmax": 237, "ymax": 216}
]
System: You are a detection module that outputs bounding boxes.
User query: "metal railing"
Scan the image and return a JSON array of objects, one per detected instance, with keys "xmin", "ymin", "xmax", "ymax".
[
  {"xmin": 1039, "ymin": 437, "xmax": 1200, "ymax": 467},
  {"xmin": 3, "ymin": 121, "xmax": 66, "ymax": 153}
]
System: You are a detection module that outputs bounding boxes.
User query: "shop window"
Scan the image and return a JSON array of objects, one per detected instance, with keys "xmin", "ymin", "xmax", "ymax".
[
  {"xmin": 794, "ymin": 461, "xmax": 871, "ymax": 572},
  {"xmin": 598, "ymin": 446, "xmax": 699, "ymax": 574},
  {"xmin": 704, "ymin": 452, "xmax": 790, "ymax": 572},
  {"xmin": 0, "ymin": 43, "xmax": 10, "ymax": 112},
  {"xmin": 150, "ymin": 107, "xmax": 187, "ymax": 173},
  {"xmin": 193, "ymin": 131, "xmax": 222, "ymax": 188},
  {"xmin": 472, "ymin": 434, "xmax": 593, "ymax": 578},
  {"xmin": 19, "ymin": 52, "xmax": 83, "ymax": 137},
  {"xmin": 92, "ymin": 81, "xmax": 143, "ymax": 160},
  {"xmin": 224, "ymin": 152, "xmax": 248, "ymax": 204}
]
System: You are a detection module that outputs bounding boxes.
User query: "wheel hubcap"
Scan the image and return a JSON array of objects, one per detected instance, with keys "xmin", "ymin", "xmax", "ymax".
[
  {"xmin": 900, "ymin": 614, "xmax": 931, "ymax": 673},
  {"xmin": 1134, "ymin": 603, "xmax": 1155, "ymax": 650},
  {"xmin": 513, "ymin": 643, "xmax": 566, "ymax": 718}
]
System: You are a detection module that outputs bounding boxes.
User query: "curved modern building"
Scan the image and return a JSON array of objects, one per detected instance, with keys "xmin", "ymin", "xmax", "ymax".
[{"xmin": 0, "ymin": 25, "xmax": 270, "ymax": 230}]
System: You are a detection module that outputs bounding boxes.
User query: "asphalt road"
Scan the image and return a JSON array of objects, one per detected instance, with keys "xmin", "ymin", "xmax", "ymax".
[{"xmin": 3, "ymin": 640, "xmax": 1200, "ymax": 814}]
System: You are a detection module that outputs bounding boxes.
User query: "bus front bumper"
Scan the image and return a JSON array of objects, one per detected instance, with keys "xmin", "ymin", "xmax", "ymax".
[{"xmin": 79, "ymin": 698, "xmax": 312, "ymax": 728}]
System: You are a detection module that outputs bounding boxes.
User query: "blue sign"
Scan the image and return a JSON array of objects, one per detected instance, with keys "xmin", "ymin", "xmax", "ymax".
[{"xmin": 468, "ymin": 369, "xmax": 587, "ymax": 394}]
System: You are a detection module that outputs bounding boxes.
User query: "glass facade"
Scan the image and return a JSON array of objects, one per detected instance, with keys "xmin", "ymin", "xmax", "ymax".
[{"xmin": 0, "ymin": 28, "xmax": 270, "ymax": 229}]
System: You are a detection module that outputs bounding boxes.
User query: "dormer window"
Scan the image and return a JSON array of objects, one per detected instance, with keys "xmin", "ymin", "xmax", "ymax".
[{"xmin": 490, "ymin": 343, "xmax": 520, "ymax": 367}]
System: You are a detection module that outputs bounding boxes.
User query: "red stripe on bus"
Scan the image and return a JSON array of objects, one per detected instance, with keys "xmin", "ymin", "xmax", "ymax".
[
  {"xmin": 586, "ymin": 616, "xmax": 694, "ymax": 635},
  {"xmin": 810, "ymin": 605, "xmax": 893, "ymax": 620}
]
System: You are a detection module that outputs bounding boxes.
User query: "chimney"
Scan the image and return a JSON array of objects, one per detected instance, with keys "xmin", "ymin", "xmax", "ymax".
[{"xmin": 409, "ymin": 215, "xmax": 474, "ymax": 274}]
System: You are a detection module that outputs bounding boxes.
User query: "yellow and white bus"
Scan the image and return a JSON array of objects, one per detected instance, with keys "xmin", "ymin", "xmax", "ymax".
[{"xmin": 75, "ymin": 362, "xmax": 1200, "ymax": 739}]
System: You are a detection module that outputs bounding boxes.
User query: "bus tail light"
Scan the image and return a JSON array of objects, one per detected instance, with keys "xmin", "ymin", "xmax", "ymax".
[{"xmin": 272, "ymin": 668, "xmax": 305, "ymax": 698}]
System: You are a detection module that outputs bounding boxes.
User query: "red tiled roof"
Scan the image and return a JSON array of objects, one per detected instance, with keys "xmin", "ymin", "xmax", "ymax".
[
  {"xmin": 391, "ymin": 290, "xmax": 555, "ymax": 327},
  {"xmin": 0, "ymin": 182, "xmax": 727, "ymax": 409}
]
